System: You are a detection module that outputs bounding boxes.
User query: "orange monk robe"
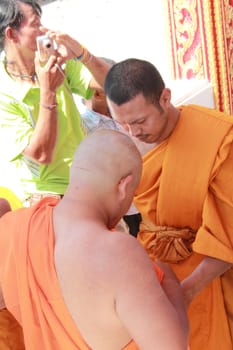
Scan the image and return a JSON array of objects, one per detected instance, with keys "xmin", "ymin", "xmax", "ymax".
[
  {"xmin": 0, "ymin": 308, "xmax": 25, "ymax": 350},
  {"xmin": 134, "ymin": 105, "xmax": 233, "ymax": 350},
  {"xmin": 0, "ymin": 198, "xmax": 163, "ymax": 350},
  {"xmin": 0, "ymin": 187, "xmax": 24, "ymax": 350}
]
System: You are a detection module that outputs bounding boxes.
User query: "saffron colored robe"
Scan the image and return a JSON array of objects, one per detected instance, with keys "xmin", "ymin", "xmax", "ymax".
[
  {"xmin": 0, "ymin": 187, "xmax": 24, "ymax": 349},
  {"xmin": 0, "ymin": 309, "xmax": 25, "ymax": 350},
  {"xmin": 135, "ymin": 105, "xmax": 233, "ymax": 350},
  {"xmin": 0, "ymin": 198, "xmax": 163, "ymax": 350}
]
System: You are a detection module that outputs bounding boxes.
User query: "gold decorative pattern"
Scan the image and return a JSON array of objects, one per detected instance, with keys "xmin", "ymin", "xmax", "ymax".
[
  {"xmin": 167, "ymin": 0, "xmax": 233, "ymax": 113},
  {"xmin": 168, "ymin": 1, "xmax": 205, "ymax": 79}
]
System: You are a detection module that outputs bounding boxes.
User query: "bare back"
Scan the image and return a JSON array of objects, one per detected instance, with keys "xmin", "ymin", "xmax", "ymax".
[
  {"xmin": 54, "ymin": 218, "xmax": 135, "ymax": 350},
  {"xmin": 53, "ymin": 212, "xmax": 188, "ymax": 350}
]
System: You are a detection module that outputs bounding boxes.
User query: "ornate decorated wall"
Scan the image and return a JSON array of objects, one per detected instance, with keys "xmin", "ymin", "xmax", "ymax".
[{"xmin": 167, "ymin": 0, "xmax": 233, "ymax": 114}]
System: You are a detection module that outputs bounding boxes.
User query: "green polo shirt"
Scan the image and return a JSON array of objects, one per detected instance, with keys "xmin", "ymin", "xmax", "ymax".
[{"xmin": 0, "ymin": 54, "xmax": 93, "ymax": 202}]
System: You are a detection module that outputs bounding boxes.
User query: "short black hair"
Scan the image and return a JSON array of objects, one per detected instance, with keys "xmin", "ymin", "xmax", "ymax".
[
  {"xmin": 0, "ymin": 0, "xmax": 42, "ymax": 51},
  {"xmin": 104, "ymin": 58, "xmax": 165, "ymax": 108}
]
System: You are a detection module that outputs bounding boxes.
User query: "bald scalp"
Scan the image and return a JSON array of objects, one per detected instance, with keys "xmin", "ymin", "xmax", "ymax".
[{"xmin": 70, "ymin": 129, "xmax": 142, "ymax": 189}]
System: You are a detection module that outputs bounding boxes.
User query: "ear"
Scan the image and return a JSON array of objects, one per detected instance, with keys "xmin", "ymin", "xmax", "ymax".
[
  {"xmin": 5, "ymin": 26, "xmax": 18, "ymax": 44},
  {"xmin": 159, "ymin": 88, "xmax": 171, "ymax": 110},
  {"xmin": 118, "ymin": 174, "xmax": 133, "ymax": 201},
  {"xmin": 93, "ymin": 90, "xmax": 100, "ymax": 98},
  {"xmin": 93, "ymin": 90, "xmax": 105, "ymax": 100}
]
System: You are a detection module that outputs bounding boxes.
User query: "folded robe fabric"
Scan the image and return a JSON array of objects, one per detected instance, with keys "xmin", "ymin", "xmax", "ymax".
[
  {"xmin": 135, "ymin": 105, "xmax": 233, "ymax": 350},
  {"xmin": 0, "ymin": 308, "xmax": 25, "ymax": 350},
  {"xmin": 0, "ymin": 187, "xmax": 24, "ymax": 349},
  {"xmin": 0, "ymin": 198, "xmax": 163, "ymax": 350}
]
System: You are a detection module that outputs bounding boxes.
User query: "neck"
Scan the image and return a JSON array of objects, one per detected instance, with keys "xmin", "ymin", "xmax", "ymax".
[
  {"xmin": 7, "ymin": 70, "xmax": 37, "ymax": 82},
  {"xmin": 158, "ymin": 106, "xmax": 180, "ymax": 144},
  {"xmin": 5, "ymin": 52, "xmax": 36, "ymax": 82},
  {"xmin": 56, "ymin": 190, "xmax": 118, "ymax": 230}
]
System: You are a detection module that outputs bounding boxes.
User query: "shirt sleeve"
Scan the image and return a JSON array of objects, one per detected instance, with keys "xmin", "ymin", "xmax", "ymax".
[
  {"xmin": 193, "ymin": 132, "xmax": 233, "ymax": 263},
  {"xmin": 0, "ymin": 98, "xmax": 34, "ymax": 162},
  {"xmin": 65, "ymin": 59, "xmax": 94, "ymax": 100}
]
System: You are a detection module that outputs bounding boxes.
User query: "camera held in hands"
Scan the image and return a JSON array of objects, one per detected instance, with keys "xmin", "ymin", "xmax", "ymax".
[{"xmin": 37, "ymin": 35, "xmax": 57, "ymax": 62}]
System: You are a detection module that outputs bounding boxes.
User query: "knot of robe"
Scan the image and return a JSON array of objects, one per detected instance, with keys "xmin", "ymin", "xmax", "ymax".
[{"xmin": 140, "ymin": 224, "xmax": 196, "ymax": 263}]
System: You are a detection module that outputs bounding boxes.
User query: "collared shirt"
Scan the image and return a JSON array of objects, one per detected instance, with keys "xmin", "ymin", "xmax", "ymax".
[{"xmin": 77, "ymin": 99, "xmax": 119, "ymax": 133}]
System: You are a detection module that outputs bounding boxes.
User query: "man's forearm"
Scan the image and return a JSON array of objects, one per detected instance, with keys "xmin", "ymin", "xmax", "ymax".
[
  {"xmin": 86, "ymin": 56, "xmax": 111, "ymax": 89},
  {"xmin": 23, "ymin": 91, "xmax": 58, "ymax": 164},
  {"xmin": 156, "ymin": 261, "xmax": 189, "ymax": 334},
  {"xmin": 181, "ymin": 256, "xmax": 232, "ymax": 306}
]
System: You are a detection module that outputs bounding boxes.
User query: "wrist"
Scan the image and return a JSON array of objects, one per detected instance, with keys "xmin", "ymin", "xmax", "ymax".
[
  {"xmin": 40, "ymin": 91, "xmax": 57, "ymax": 104},
  {"xmin": 40, "ymin": 102, "xmax": 58, "ymax": 110},
  {"xmin": 74, "ymin": 46, "xmax": 85, "ymax": 61},
  {"xmin": 40, "ymin": 92, "xmax": 57, "ymax": 110},
  {"xmin": 181, "ymin": 278, "xmax": 200, "ymax": 307},
  {"xmin": 73, "ymin": 46, "xmax": 93, "ymax": 65}
]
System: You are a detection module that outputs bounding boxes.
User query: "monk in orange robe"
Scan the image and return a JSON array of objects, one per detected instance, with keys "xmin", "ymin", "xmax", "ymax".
[
  {"xmin": 0, "ymin": 189, "xmax": 25, "ymax": 350},
  {"xmin": 0, "ymin": 130, "xmax": 189, "ymax": 350},
  {"xmin": 105, "ymin": 58, "xmax": 233, "ymax": 350}
]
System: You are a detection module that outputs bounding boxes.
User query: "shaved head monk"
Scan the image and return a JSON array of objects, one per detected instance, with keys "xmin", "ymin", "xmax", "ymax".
[{"xmin": 0, "ymin": 130, "xmax": 189, "ymax": 349}]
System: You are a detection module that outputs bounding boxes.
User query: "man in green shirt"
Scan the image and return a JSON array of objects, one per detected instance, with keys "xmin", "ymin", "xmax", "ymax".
[{"xmin": 0, "ymin": 0, "xmax": 110, "ymax": 206}]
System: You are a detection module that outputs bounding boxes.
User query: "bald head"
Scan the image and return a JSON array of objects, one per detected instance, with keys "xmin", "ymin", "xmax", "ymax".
[
  {"xmin": 70, "ymin": 129, "xmax": 142, "ymax": 190},
  {"xmin": 61, "ymin": 129, "xmax": 142, "ymax": 229}
]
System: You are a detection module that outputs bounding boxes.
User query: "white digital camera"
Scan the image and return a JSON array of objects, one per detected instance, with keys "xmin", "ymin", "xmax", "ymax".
[{"xmin": 36, "ymin": 35, "xmax": 57, "ymax": 62}]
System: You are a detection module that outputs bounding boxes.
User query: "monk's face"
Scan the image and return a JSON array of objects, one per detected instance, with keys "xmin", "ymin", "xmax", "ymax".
[{"xmin": 107, "ymin": 92, "xmax": 170, "ymax": 144}]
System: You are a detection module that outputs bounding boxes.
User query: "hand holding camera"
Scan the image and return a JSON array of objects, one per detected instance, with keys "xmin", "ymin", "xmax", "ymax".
[
  {"xmin": 38, "ymin": 27, "xmax": 84, "ymax": 62},
  {"xmin": 36, "ymin": 35, "xmax": 57, "ymax": 62}
]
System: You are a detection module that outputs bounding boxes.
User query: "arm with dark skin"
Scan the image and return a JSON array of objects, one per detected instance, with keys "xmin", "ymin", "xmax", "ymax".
[
  {"xmin": 23, "ymin": 53, "xmax": 65, "ymax": 164},
  {"xmin": 182, "ymin": 143, "xmax": 233, "ymax": 307},
  {"xmin": 42, "ymin": 28, "xmax": 111, "ymax": 90},
  {"xmin": 181, "ymin": 256, "xmax": 232, "ymax": 307},
  {"xmin": 25, "ymin": 28, "xmax": 111, "ymax": 165}
]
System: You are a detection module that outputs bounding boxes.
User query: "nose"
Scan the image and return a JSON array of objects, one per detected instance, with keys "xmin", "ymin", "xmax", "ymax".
[
  {"xmin": 127, "ymin": 124, "xmax": 141, "ymax": 137},
  {"xmin": 37, "ymin": 19, "xmax": 44, "ymax": 34}
]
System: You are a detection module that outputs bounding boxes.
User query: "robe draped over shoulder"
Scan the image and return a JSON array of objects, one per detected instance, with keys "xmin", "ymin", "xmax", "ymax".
[
  {"xmin": 0, "ymin": 198, "xmax": 163, "ymax": 350},
  {"xmin": 0, "ymin": 198, "xmax": 92, "ymax": 349},
  {"xmin": 135, "ymin": 105, "xmax": 233, "ymax": 350}
]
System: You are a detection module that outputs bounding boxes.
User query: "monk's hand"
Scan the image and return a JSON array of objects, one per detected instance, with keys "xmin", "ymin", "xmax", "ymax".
[{"xmin": 181, "ymin": 257, "xmax": 233, "ymax": 309}]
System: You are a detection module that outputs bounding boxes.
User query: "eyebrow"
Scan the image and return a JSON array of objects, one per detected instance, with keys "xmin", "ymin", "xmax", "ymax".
[
  {"xmin": 131, "ymin": 117, "xmax": 145, "ymax": 124},
  {"xmin": 114, "ymin": 117, "xmax": 144, "ymax": 126},
  {"xmin": 121, "ymin": 116, "xmax": 145, "ymax": 126}
]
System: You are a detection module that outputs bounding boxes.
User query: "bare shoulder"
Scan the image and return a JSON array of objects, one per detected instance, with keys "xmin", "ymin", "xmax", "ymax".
[
  {"xmin": 55, "ymin": 225, "xmax": 159, "ymax": 293},
  {"xmin": 103, "ymin": 230, "xmax": 158, "ymax": 285},
  {"xmin": 106, "ymin": 229, "xmax": 148, "ymax": 260}
]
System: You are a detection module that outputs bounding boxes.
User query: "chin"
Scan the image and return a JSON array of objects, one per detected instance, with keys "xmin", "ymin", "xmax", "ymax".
[
  {"xmin": 137, "ymin": 135, "xmax": 151, "ymax": 143},
  {"xmin": 108, "ymin": 218, "xmax": 120, "ymax": 230}
]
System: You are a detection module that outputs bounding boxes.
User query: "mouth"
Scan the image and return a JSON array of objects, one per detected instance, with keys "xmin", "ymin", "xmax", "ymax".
[{"xmin": 137, "ymin": 135, "xmax": 148, "ymax": 141}]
